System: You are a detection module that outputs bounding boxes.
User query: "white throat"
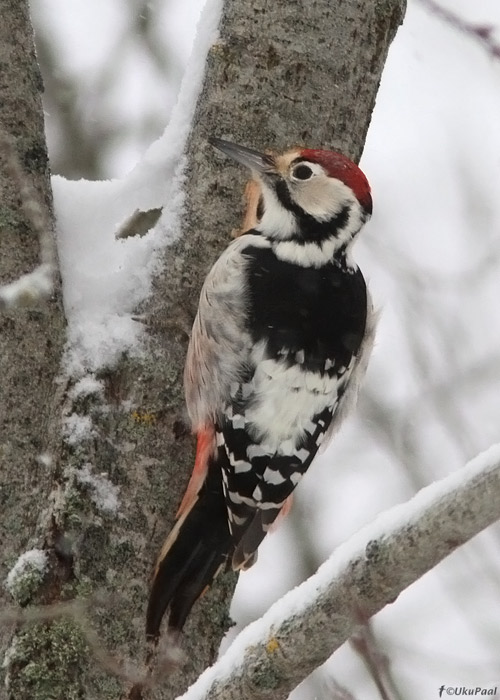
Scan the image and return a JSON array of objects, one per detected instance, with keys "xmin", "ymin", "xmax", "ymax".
[{"xmin": 256, "ymin": 182, "xmax": 298, "ymax": 239}]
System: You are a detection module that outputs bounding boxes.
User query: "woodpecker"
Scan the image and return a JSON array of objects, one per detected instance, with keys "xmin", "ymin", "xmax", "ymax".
[{"xmin": 146, "ymin": 138, "xmax": 376, "ymax": 640}]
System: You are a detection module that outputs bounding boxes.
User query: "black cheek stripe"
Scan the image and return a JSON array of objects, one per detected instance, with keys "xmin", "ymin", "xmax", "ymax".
[{"xmin": 273, "ymin": 179, "xmax": 350, "ymax": 243}]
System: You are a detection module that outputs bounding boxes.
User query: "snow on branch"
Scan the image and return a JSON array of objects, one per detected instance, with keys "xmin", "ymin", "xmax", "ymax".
[
  {"xmin": 0, "ymin": 131, "xmax": 56, "ymax": 310},
  {"xmin": 179, "ymin": 444, "xmax": 500, "ymax": 700}
]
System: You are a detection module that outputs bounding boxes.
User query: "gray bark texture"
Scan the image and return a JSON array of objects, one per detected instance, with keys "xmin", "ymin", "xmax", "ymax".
[
  {"xmin": 0, "ymin": 0, "xmax": 66, "ymax": 689},
  {"xmin": 0, "ymin": 1, "xmax": 406, "ymax": 699},
  {"xmin": 178, "ymin": 452, "xmax": 500, "ymax": 700}
]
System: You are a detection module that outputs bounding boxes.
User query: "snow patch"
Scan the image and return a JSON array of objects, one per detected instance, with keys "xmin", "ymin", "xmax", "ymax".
[
  {"xmin": 69, "ymin": 376, "xmax": 105, "ymax": 399},
  {"xmin": 0, "ymin": 263, "xmax": 53, "ymax": 309},
  {"xmin": 76, "ymin": 463, "xmax": 120, "ymax": 514},
  {"xmin": 5, "ymin": 549, "xmax": 48, "ymax": 597},
  {"xmin": 62, "ymin": 413, "xmax": 94, "ymax": 445},
  {"xmin": 54, "ymin": 0, "xmax": 224, "ymax": 375},
  {"xmin": 36, "ymin": 452, "xmax": 53, "ymax": 468}
]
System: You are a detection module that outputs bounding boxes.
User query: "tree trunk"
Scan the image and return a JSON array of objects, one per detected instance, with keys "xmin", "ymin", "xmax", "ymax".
[
  {"xmin": 0, "ymin": 0, "xmax": 406, "ymax": 698},
  {"xmin": 0, "ymin": 0, "xmax": 66, "ymax": 678}
]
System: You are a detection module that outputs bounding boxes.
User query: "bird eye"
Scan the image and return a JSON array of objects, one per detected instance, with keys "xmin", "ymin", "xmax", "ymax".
[{"xmin": 291, "ymin": 164, "xmax": 313, "ymax": 181}]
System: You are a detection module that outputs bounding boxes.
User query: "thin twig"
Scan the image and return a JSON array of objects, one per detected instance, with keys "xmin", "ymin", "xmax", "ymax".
[
  {"xmin": 418, "ymin": 0, "xmax": 500, "ymax": 59},
  {"xmin": 1, "ymin": 594, "xmax": 146, "ymax": 687},
  {"xmin": 0, "ymin": 130, "xmax": 56, "ymax": 309},
  {"xmin": 350, "ymin": 622, "xmax": 404, "ymax": 700}
]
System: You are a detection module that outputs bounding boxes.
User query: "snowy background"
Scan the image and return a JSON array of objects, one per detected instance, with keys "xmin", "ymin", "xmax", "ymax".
[{"xmin": 30, "ymin": 0, "xmax": 500, "ymax": 697}]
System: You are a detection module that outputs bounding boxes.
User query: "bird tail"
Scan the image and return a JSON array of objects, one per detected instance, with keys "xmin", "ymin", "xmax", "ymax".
[{"xmin": 146, "ymin": 449, "xmax": 233, "ymax": 640}]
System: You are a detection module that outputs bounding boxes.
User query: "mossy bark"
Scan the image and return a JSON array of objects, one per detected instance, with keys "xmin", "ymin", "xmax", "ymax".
[
  {"xmin": 0, "ymin": 0, "xmax": 65, "ymax": 677},
  {"xmin": 0, "ymin": 0, "xmax": 68, "ymax": 696}
]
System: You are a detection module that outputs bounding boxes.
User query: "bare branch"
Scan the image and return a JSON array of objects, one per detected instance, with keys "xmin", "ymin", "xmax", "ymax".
[
  {"xmin": 417, "ymin": 0, "xmax": 500, "ymax": 59},
  {"xmin": 0, "ymin": 130, "xmax": 56, "ymax": 310},
  {"xmin": 350, "ymin": 623, "xmax": 404, "ymax": 700},
  {"xmin": 178, "ymin": 445, "xmax": 500, "ymax": 700}
]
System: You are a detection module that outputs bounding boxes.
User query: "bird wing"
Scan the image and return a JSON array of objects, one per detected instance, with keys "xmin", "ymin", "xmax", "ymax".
[
  {"xmin": 318, "ymin": 293, "xmax": 378, "ymax": 453},
  {"xmin": 184, "ymin": 232, "xmax": 270, "ymax": 432}
]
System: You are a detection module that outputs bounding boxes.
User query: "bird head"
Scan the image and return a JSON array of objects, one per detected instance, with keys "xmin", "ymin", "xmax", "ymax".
[{"xmin": 210, "ymin": 138, "xmax": 372, "ymax": 247}]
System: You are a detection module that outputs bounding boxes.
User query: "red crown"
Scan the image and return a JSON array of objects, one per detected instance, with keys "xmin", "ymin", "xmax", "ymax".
[{"xmin": 300, "ymin": 149, "xmax": 372, "ymax": 211}]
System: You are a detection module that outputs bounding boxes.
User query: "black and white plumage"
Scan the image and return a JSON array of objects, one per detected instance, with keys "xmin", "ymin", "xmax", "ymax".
[{"xmin": 146, "ymin": 139, "xmax": 376, "ymax": 640}]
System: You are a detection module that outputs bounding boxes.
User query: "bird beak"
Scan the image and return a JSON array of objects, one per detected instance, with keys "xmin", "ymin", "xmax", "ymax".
[{"xmin": 209, "ymin": 137, "xmax": 276, "ymax": 175}]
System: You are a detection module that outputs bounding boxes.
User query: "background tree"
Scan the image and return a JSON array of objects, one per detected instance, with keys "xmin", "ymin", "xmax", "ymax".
[{"xmin": 0, "ymin": 0, "xmax": 66, "ymax": 689}]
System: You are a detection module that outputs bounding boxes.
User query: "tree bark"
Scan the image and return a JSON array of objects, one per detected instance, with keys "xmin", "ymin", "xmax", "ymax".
[
  {"xmin": 0, "ymin": 0, "xmax": 406, "ymax": 698},
  {"xmin": 0, "ymin": 0, "xmax": 66, "ymax": 680},
  {"xmin": 144, "ymin": 0, "xmax": 406, "ymax": 696}
]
